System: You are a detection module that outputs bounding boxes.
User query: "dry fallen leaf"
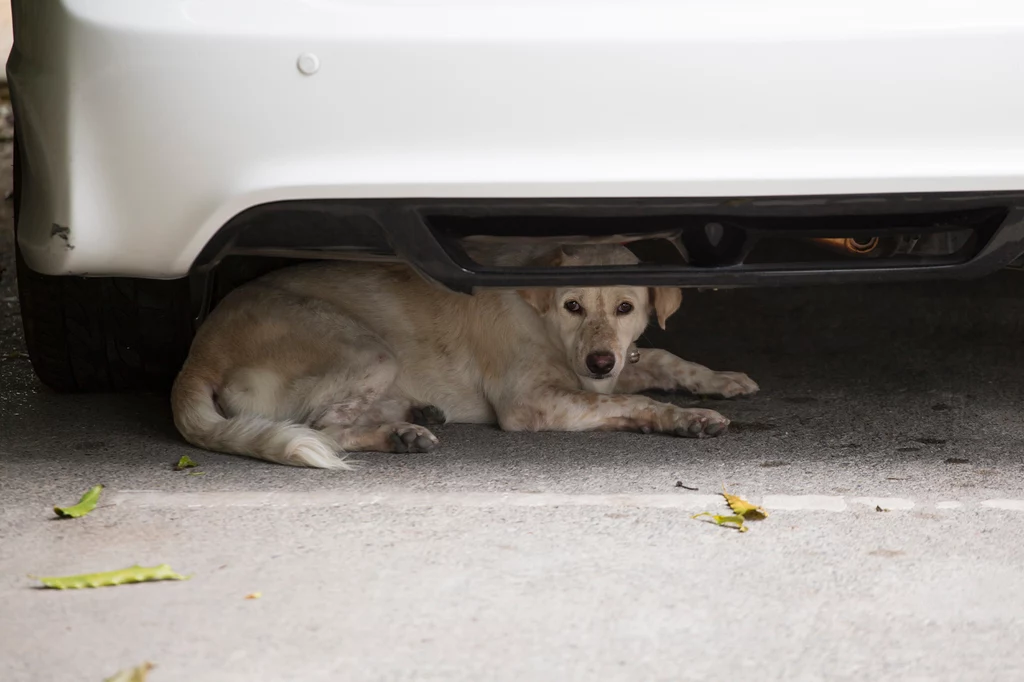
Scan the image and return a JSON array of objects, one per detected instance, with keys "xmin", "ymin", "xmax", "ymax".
[
  {"xmin": 722, "ymin": 488, "xmax": 768, "ymax": 520},
  {"xmin": 104, "ymin": 662, "xmax": 154, "ymax": 682},
  {"xmin": 245, "ymin": 592, "xmax": 262, "ymax": 600}
]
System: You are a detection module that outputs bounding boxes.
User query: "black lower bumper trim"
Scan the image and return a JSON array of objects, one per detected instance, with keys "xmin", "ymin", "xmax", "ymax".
[{"xmin": 193, "ymin": 192, "xmax": 1024, "ymax": 293}]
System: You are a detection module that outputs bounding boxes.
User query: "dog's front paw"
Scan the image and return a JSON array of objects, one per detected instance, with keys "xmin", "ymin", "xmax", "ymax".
[
  {"xmin": 387, "ymin": 423, "xmax": 440, "ymax": 453},
  {"xmin": 667, "ymin": 408, "xmax": 730, "ymax": 438},
  {"xmin": 696, "ymin": 371, "xmax": 759, "ymax": 399}
]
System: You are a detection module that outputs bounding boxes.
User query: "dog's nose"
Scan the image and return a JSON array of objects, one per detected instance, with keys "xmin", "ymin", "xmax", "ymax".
[{"xmin": 585, "ymin": 351, "xmax": 616, "ymax": 376}]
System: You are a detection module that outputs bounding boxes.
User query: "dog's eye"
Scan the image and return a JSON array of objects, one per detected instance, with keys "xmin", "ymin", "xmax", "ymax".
[
  {"xmin": 564, "ymin": 300, "xmax": 583, "ymax": 314},
  {"xmin": 616, "ymin": 302, "xmax": 634, "ymax": 315}
]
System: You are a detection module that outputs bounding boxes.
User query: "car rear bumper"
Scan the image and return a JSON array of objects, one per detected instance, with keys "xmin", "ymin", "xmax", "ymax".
[
  {"xmin": 10, "ymin": 0, "xmax": 1024, "ymax": 282},
  {"xmin": 191, "ymin": 192, "xmax": 1024, "ymax": 296}
]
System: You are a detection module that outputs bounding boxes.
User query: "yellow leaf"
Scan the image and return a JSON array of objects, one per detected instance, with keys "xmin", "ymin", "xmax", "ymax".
[
  {"xmin": 245, "ymin": 592, "xmax": 262, "ymax": 600},
  {"xmin": 692, "ymin": 512, "xmax": 748, "ymax": 533},
  {"xmin": 722, "ymin": 488, "xmax": 768, "ymax": 520},
  {"xmin": 104, "ymin": 662, "xmax": 154, "ymax": 682}
]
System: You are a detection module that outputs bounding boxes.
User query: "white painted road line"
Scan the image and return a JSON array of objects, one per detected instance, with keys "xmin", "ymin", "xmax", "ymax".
[
  {"xmin": 110, "ymin": 490, "xmax": 1024, "ymax": 512},
  {"xmin": 981, "ymin": 499, "xmax": 1024, "ymax": 511}
]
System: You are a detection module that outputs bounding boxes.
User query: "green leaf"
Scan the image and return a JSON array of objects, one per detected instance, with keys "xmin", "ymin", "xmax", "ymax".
[
  {"xmin": 175, "ymin": 455, "xmax": 198, "ymax": 470},
  {"xmin": 53, "ymin": 484, "xmax": 104, "ymax": 519},
  {"xmin": 34, "ymin": 564, "xmax": 190, "ymax": 590},
  {"xmin": 692, "ymin": 512, "xmax": 748, "ymax": 532}
]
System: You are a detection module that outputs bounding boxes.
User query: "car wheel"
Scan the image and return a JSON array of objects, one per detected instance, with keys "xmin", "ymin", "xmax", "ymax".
[{"xmin": 14, "ymin": 140, "xmax": 194, "ymax": 392}]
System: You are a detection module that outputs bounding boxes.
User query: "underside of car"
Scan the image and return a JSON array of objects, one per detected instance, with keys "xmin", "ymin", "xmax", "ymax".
[
  {"xmin": 16, "ymin": 186, "xmax": 1024, "ymax": 394},
  {"xmin": 10, "ymin": 0, "xmax": 1024, "ymax": 392}
]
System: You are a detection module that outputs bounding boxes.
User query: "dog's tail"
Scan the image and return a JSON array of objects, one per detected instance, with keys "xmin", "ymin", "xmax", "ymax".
[{"xmin": 170, "ymin": 368, "xmax": 351, "ymax": 469}]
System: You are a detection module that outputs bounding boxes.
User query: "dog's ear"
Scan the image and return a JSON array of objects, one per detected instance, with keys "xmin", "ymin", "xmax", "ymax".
[
  {"xmin": 517, "ymin": 287, "xmax": 554, "ymax": 314},
  {"xmin": 648, "ymin": 287, "xmax": 682, "ymax": 330},
  {"xmin": 517, "ymin": 249, "xmax": 566, "ymax": 314}
]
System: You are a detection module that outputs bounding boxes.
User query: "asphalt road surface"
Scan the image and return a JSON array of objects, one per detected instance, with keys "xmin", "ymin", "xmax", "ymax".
[{"xmin": 4, "ymin": 139, "xmax": 1024, "ymax": 679}]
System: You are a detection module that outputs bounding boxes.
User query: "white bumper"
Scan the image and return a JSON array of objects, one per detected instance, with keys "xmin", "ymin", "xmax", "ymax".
[{"xmin": 12, "ymin": 0, "xmax": 1024, "ymax": 278}]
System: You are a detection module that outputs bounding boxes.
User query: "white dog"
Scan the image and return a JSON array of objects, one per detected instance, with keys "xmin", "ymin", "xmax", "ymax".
[{"xmin": 171, "ymin": 244, "xmax": 758, "ymax": 468}]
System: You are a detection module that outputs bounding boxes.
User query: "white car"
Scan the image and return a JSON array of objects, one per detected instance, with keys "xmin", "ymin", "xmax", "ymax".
[{"xmin": 10, "ymin": 0, "xmax": 1024, "ymax": 391}]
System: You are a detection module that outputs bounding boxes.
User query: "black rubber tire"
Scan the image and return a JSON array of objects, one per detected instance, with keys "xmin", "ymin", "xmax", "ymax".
[
  {"xmin": 14, "ymin": 140, "xmax": 194, "ymax": 392},
  {"xmin": 16, "ymin": 253, "xmax": 194, "ymax": 392}
]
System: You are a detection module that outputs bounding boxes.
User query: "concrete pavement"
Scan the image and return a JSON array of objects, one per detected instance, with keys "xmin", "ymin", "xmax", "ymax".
[{"xmin": 4, "ymin": 144, "xmax": 1024, "ymax": 678}]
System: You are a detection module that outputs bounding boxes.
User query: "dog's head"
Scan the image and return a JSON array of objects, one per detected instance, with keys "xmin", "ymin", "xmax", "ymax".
[{"xmin": 517, "ymin": 245, "xmax": 682, "ymax": 393}]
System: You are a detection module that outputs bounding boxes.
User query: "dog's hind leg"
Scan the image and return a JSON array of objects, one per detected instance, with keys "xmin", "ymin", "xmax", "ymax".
[
  {"xmin": 217, "ymin": 305, "xmax": 442, "ymax": 456},
  {"xmin": 302, "ymin": 347, "xmax": 402, "ymax": 430},
  {"xmin": 312, "ymin": 397, "xmax": 440, "ymax": 454},
  {"xmin": 315, "ymin": 391, "xmax": 441, "ymax": 454},
  {"xmin": 321, "ymin": 421, "xmax": 439, "ymax": 454},
  {"xmin": 614, "ymin": 348, "xmax": 759, "ymax": 398},
  {"xmin": 304, "ymin": 360, "xmax": 441, "ymax": 455},
  {"xmin": 340, "ymin": 397, "xmax": 447, "ymax": 427}
]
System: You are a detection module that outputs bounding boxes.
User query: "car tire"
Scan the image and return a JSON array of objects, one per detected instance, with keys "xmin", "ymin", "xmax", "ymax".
[
  {"xmin": 16, "ymin": 253, "xmax": 194, "ymax": 392},
  {"xmin": 14, "ymin": 141, "xmax": 194, "ymax": 393}
]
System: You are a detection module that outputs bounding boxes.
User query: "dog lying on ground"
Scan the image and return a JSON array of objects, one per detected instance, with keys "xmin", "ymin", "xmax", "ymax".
[{"xmin": 171, "ymin": 244, "xmax": 758, "ymax": 468}]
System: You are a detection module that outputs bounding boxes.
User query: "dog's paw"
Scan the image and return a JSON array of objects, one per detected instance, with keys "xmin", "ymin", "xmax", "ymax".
[
  {"xmin": 387, "ymin": 423, "xmax": 440, "ymax": 453},
  {"xmin": 408, "ymin": 404, "xmax": 447, "ymax": 426},
  {"xmin": 697, "ymin": 371, "xmax": 759, "ymax": 399},
  {"xmin": 667, "ymin": 408, "xmax": 730, "ymax": 438}
]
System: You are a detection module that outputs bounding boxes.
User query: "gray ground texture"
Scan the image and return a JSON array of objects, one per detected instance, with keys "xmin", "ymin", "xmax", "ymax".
[{"xmin": 3, "ymin": 117, "xmax": 1024, "ymax": 680}]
